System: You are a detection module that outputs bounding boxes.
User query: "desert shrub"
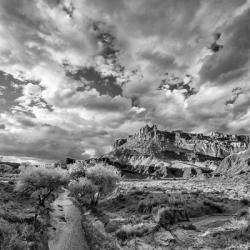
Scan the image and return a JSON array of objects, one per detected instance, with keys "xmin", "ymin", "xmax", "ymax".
[
  {"xmin": 85, "ymin": 164, "xmax": 121, "ymax": 199},
  {"xmin": 163, "ymin": 193, "xmax": 186, "ymax": 207},
  {"xmin": 16, "ymin": 165, "xmax": 68, "ymax": 220},
  {"xmin": 0, "ymin": 221, "xmax": 44, "ymax": 250},
  {"xmin": 137, "ymin": 200, "xmax": 155, "ymax": 214},
  {"xmin": 132, "ymin": 190, "xmax": 144, "ymax": 196},
  {"xmin": 181, "ymin": 223, "xmax": 197, "ymax": 230},
  {"xmin": 16, "ymin": 165, "xmax": 68, "ymax": 195},
  {"xmin": 82, "ymin": 218, "xmax": 119, "ymax": 250},
  {"xmin": 226, "ymin": 218, "xmax": 250, "ymax": 242},
  {"xmin": 236, "ymin": 208, "xmax": 250, "ymax": 219},
  {"xmin": 116, "ymin": 223, "xmax": 150, "ymax": 241},
  {"xmin": 240, "ymin": 198, "xmax": 250, "ymax": 206},
  {"xmin": 0, "ymin": 224, "xmax": 13, "ymax": 250},
  {"xmin": 69, "ymin": 178, "xmax": 97, "ymax": 207},
  {"xmin": 68, "ymin": 162, "xmax": 87, "ymax": 180},
  {"xmin": 200, "ymin": 218, "xmax": 250, "ymax": 249},
  {"xmin": 117, "ymin": 193, "xmax": 126, "ymax": 202},
  {"xmin": 105, "ymin": 220, "xmax": 121, "ymax": 233},
  {"xmin": 69, "ymin": 163, "xmax": 121, "ymax": 207},
  {"xmin": 137, "ymin": 200, "xmax": 150, "ymax": 214},
  {"xmin": 203, "ymin": 200, "xmax": 224, "ymax": 213},
  {"xmin": 0, "ymin": 164, "xmax": 12, "ymax": 173},
  {"xmin": 154, "ymin": 207, "xmax": 189, "ymax": 229},
  {"xmin": 18, "ymin": 162, "xmax": 33, "ymax": 173}
]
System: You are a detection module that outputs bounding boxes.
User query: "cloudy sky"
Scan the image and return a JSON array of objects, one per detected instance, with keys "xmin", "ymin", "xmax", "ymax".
[{"xmin": 0, "ymin": 0, "xmax": 250, "ymax": 162}]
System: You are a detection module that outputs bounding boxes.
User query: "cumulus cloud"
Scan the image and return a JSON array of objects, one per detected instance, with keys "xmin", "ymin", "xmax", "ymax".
[{"xmin": 0, "ymin": 0, "xmax": 250, "ymax": 161}]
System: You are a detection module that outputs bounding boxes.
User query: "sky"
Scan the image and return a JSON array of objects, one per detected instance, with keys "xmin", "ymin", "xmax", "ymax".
[{"xmin": 0, "ymin": 0, "xmax": 250, "ymax": 162}]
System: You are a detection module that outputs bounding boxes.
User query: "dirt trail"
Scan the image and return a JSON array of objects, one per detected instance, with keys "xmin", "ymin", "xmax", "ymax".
[{"xmin": 48, "ymin": 189, "xmax": 89, "ymax": 250}]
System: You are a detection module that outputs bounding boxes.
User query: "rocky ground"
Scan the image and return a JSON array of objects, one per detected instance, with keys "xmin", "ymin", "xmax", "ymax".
[
  {"xmin": 1, "ymin": 148, "xmax": 250, "ymax": 250},
  {"xmin": 85, "ymin": 176, "xmax": 250, "ymax": 250}
]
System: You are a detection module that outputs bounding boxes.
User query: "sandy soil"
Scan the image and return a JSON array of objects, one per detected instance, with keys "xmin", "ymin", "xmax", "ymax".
[{"xmin": 48, "ymin": 188, "xmax": 89, "ymax": 250}]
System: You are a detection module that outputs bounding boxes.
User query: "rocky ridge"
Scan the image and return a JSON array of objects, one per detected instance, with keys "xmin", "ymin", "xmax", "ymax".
[
  {"xmin": 102, "ymin": 125, "xmax": 248, "ymax": 178},
  {"xmin": 215, "ymin": 149, "xmax": 250, "ymax": 177},
  {"xmin": 114, "ymin": 125, "xmax": 249, "ymax": 159},
  {"xmin": 75, "ymin": 125, "xmax": 250, "ymax": 179}
]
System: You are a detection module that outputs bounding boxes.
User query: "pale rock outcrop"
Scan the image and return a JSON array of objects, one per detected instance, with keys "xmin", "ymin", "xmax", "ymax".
[{"xmin": 215, "ymin": 149, "xmax": 250, "ymax": 176}]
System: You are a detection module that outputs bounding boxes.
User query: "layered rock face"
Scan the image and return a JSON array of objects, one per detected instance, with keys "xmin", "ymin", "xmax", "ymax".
[
  {"xmin": 107, "ymin": 125, "xmax": 249, "ymax": 178},
  {"xmin": 215, "ymin": 149, "xmax": 250, "ymax": 176},
  {"xmin": 75, "ymin": 125, "xmax": 249, "ymax": 179},
  {"xmin": 114, "ymin": 125, "xmax": 249, "ymax": 159}
]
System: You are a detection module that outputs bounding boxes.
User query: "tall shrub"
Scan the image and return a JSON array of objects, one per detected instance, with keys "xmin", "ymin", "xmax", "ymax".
[
  {"xmin": 16, "ymin": 165, "xmax": 68, "ymax": 219},
  {"xmin": 69, "ymin": 163, "xmax": 121, "ymax": 207}
]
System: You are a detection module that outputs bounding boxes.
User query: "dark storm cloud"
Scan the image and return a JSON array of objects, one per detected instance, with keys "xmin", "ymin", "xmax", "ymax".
[
  {"xmin": 200, "ymin": 7, "xmax": 250, "ymax": 84},
  {"xmin": 0, "ymin": 124, "xmax": 5, "ymax": 130},
  {"xmin": 62, "ymin": 2, "xmax": 75, "ymax": 18},
  {"xmin": 66, "ymin": 66, "xmax": 123, "ymax": 97},
  {"xmin": 158, "ymin": 74, "xmax": 197, "ymax": 99},
  {"xmin": 207, "ymin": 33, "xmax": 224, "ymax": 53},
  {"xmin": 225, "ymin": 87, "xmax": 244, "ymax": 105},
  {"xmin": 131, "ymin": 96, "xmax": 140, "ymax": 107},
  {"xmin": 91, "ymin": 21, "xmax": 119, "ymax": 61},
  {"xmin": 0, "ymin": 71, "xmax": 24, "ymax": 111},
  {"xmin": 225, "ymin": 89, "xmax": 250, "ymax": 121},
  {"xmin": 30, "ymin": 98, "xmax": 54, "ymax": 112}
]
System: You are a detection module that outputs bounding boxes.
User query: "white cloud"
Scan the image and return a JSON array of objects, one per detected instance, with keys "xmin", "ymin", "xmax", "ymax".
[{"xmin": 0, "ymin": 0, "xmax": 250, "ymax": 161}]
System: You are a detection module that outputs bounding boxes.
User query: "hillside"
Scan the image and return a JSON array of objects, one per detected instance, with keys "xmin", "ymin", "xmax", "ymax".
[
  {"xmin": 83, "ymin": 125, "xmax": 250, "ymax": 178},
  {"xmin": 215, "ymin": 149, "xmax": 250, "ymax": 177}
]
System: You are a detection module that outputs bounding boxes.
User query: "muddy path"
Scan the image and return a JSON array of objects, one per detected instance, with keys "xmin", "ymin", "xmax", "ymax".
[{"xmin": 48, "ymin": 188, "xmax": 89, "ymax": 250}]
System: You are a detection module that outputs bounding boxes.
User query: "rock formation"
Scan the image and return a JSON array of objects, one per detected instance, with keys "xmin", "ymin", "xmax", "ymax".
[
  {"xmin": 79, "ymin": 125, "xmax": 250, "ymax": 179},
  {"xmin": 113, "ymin": 125, "xmax": 249, "ymax": 159},
  {"xmin": 215, "ymin": 149, "xmax": 250, "ymax": 177}
]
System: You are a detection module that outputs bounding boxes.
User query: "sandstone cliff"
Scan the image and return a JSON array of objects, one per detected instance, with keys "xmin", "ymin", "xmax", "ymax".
[
  {"xmin": 215, "ymin": 149, "xmax": 250, "ymax": 177},
  {"xmin": 114, "ymin": 125, "xmax": 249, "ymax": 159},
  {"xmin": 76, "ymin": 125, "xmax": 249, "ymax": 179},
  {"xmin": 107, "ymin": 125, "xmax": 249, "ymax": 178}
]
